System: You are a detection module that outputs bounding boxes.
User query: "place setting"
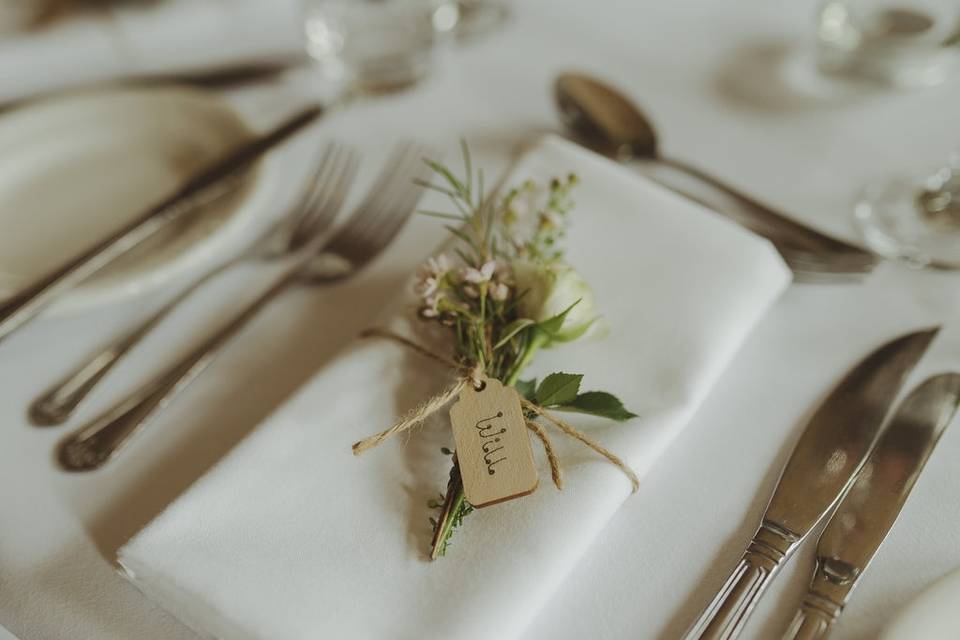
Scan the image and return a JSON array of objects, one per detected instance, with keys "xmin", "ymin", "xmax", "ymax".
[{"xmin": 0, "ymin": 1, "xmax": 959, "ymax": 640}]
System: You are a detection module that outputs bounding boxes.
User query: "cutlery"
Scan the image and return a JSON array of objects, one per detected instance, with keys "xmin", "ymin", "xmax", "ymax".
[
  {"xmin": 0, "ymin": 105, "xmax": 323, "ymax": 345},
  {"xmin": 553, "ymin": 72, "xmax": 879, "ymax": 280},
  {"xmin": 57, "ymin": 142, "xmax": 429, "ymax": 471},
  {"xmin": 29, "ymin": 149, "xmax": 347, "ymax": 426},
  {"xmin": 684, "ymin": 327, "xmax": 939, "ymax": 640},
  {"xmin": 661, "ymin": 186, "xmax": 874, "ymax": 285},
  {"xmin": 783, "ymin": 373, "xmax": 960, "ymax": 640},
  {"xmin": 53, "ymin": 142, "xmax": 357, "ymax": 470}
]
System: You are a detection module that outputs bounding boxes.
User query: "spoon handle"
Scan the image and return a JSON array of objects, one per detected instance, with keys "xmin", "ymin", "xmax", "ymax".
[
  {"xmin": 57, "ymin": 269, "xmax": 299, "ymax": 471},
  {"xmin": 657, "ymin": 155, "xmax": 870, "ymax": 257}
]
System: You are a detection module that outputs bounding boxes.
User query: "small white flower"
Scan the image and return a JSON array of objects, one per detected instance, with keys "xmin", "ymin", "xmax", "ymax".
[
  {"xmin": 416, "ymin": 276, "xmax": 439, "ymax": 298},
  {"xmin": 489, "ymin": 281, "xmax": 510, "ymax": 301},
  {"xmin": 420, "ymin": 294, "xmax": 441, "ymax": 318},
  {"xmin": 415, "ymin": 254, "xmax": 452, "ymax": 300},
  {"xmin": 462, "ymin": 260, "xmax": 496, "ymax": 284},
  {"xmin": 425, "ymin": 254, "xmax": 451, "ymax": 278}
]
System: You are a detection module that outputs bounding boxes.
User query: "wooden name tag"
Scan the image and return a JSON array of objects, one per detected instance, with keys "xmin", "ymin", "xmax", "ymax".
[{"xmin": 450, "ymin": 376, "xmax": 539, "ymax": 508}]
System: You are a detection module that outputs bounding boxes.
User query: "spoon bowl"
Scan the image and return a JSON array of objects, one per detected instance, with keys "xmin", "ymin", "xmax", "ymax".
[{"xmin": 555, "ymin": 72, "xmax": 658, "ymax": 161}]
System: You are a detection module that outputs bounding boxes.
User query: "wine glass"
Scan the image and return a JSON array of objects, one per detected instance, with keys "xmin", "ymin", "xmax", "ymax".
[
  {"xmin": 854, "ymin": 152, "xmax": 960, "ymax": 268},
  {"xmin": 816, "ymin": 0, "xmax": 960, "ymax": 88},
  {"xmin": 303, "ymin": 0, "xmax": 459, "ymax": 94}
]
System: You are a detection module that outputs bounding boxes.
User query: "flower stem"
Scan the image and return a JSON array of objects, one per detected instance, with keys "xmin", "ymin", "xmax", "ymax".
[{"xmin": 505, "ymin": 331, "xmax": 547, "ymax": 387}]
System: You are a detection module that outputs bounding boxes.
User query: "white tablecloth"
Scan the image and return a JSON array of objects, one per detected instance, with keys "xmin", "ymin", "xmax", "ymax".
[{"xmin": 1, "ymin": 1, "xmax": 959, "ymax": 639}]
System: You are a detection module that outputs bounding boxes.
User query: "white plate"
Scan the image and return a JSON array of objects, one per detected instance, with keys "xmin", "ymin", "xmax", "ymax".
[
  {"xmin": 880, "ymin": 568, "xmax": 960, "ymax": 639},
  {"xmin": 0, "ymin": 86, "xmax": 265, "ymax": 314}
]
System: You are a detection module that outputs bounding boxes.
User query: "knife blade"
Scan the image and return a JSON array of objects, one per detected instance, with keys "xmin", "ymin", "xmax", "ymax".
[
  {"xmin": 0, "ymin": 104, "xmax": 323, "ymax": 345},
  {"xmin": 684, "ymin": 327, "xmax": 940, "ymax": 640},
  {"xmin": 783, "ymin": 373, "xmax": 960, "ymax": 640}
]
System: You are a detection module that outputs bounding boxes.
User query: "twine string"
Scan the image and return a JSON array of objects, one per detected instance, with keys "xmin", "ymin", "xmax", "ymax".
[
  {"xmin": 351, "ymin": 378, "xmax": 469, "ymax": 455},
  {"xmin": 522, "ymin": 399, "xmax": 640, "ymax": 492},
  {"xmin": 526, "ymin": 420, "xmax": 563, "ymax": 490},
  {"xmin": 352, "ymin": 329, "xmax": 639, "ymax": 493}
]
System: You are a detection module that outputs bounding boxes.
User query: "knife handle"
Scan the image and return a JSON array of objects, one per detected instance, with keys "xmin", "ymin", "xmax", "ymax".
[
  {"xmin": 685, "ymin": 521, "xmax": 799, "ymax": 640},
  {"xmin": 782, "ymin": 559, "xmax": 847, "ymax": 640},
  {"xmin": 782, "ymin": 604, "xmax": 835, "ymax": 640}
]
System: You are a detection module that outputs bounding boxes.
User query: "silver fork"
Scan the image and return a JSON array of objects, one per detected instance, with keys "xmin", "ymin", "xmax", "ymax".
[
  {"xmin": 57, "ymin": 142, "xmax": 430, "ymax": 471},
  {"xmin": 29, "ymin": 147, "xmax": 352, "ymax": 427}
]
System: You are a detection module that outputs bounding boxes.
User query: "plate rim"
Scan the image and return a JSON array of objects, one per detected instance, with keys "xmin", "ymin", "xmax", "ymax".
[{"xmin": 0, "ymin": 84, "xmax": 277, "ymax": 316}]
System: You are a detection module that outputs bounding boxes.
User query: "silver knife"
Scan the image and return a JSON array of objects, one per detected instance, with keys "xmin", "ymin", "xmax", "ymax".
[
  {"xmin": 0, "ymin": 105, "xmax": 323, "ymax": 345},
  {"xmin": 684, "ymin": 327, "xmax": 940, "ymax": 640},
  {"xmin": 782, "ymin": 373, "xmax": 960, "ymax": 640}
]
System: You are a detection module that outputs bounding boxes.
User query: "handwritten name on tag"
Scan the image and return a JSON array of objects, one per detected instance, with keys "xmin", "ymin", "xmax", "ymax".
[{"xmin": 450, "ymin": 376, "xmax": 539, "ymax": 508}]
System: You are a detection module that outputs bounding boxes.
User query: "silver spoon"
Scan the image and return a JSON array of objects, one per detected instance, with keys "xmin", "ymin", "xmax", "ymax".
[{"xmin": 554, "ymin": 72, "xmax": 876, "ymax": 262}]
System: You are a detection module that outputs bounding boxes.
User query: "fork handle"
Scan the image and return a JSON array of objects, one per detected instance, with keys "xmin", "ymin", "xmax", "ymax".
[
  {"xmin": 685, "ymin": 523, "xmax": 798, "ymax": 640},
  {"xmin": 29, "ymin": 260, "xmax": 235, "ymax": 427},
  {"xmin": 58, "ymin": 269, "xmax": 298, "ymax": 471},
  {"xmin": 31, "ymin": 346, "xmax": 135, "ymax": 427}
]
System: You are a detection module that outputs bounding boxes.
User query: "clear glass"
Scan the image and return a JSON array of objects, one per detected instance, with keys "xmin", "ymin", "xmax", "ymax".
[
  {"xmin": 854, "ymin": 153, "xmax": 960, "ymax": 269},
  {"xmin": 816, "ymin": 0, "xmax": 960, "ymax": 87},
  {"xmin": 304, "ymin": 0, "xmax": 459, "ymax": 94},
  {"xmin": 453, "ymin": 0, "xmax": 509, "ymax": 40}
]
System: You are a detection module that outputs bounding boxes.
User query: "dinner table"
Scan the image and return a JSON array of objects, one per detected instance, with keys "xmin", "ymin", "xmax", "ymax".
[{"xmin": 1, "ymin": 0, "xmax": 959, "ymax": 639}]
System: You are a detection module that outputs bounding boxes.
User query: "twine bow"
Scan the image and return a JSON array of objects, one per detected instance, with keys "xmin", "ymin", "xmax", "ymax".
[{"xmin": 352, "ymin": 328, "xmax": 640, "ymax": 493}]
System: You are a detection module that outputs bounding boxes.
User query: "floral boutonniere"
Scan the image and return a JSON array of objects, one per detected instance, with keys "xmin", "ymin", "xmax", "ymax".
[{"xmin": 353, "ymin": 143, "xmax": 639, "ymax": 559}]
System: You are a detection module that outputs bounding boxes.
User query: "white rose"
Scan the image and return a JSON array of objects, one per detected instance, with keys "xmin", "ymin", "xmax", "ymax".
[{"xmin": 512, "ymin": 260, "xmax": 603, "ymax": 344}]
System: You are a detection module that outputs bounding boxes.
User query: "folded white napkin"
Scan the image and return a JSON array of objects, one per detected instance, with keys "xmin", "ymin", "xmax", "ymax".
[
  {"xmin": 0, "ymin": 0, "xmax": 305, "ymax": 105},
  {"xmin": 118, "ymin": 136, "xmax": 791, "ymax": 640}
]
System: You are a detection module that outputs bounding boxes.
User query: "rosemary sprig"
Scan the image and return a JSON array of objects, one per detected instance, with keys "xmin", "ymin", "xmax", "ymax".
[{"xmin": 429, "ymin": 455, "xmax": 473, "ymax": 559}]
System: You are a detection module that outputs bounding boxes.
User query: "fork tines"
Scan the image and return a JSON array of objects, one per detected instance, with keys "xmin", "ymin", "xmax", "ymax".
[{"xmin": 325, "ymin": 142, "xmax": 433, "ymax": 264}]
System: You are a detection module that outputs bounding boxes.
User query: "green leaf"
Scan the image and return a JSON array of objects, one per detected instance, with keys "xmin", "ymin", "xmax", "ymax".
[
  {"xmin": 444, "ymin": 225, "xmax": 477, "ymax": 250},
  {"xmin": 418, "ymin": 209, "xmax": 464, "ymax": 221},
  {"xmin": 425, "ymin": 159, "xmax": 467, "ymax": 195},
  {"xmin": 454, "ymin": 247, "xmax": 476, "ymax": 266},
  {"xmin": 494, "ymin": 318, "xmax": 536, "ymax": 350},
  {"xmin": 514, "ymin": 378, "xmax": 537, "ymax": 402},
  {"xmin": 535, "ymin": 299, "xmax": 581, "ymax": 338},
  {"xmin": 535, "ymin": 372, "xmax": 583, "ymax": 407},
  {"xmin": 557, "ymin": 391, "xmax": 637, "ymax": 422}
]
